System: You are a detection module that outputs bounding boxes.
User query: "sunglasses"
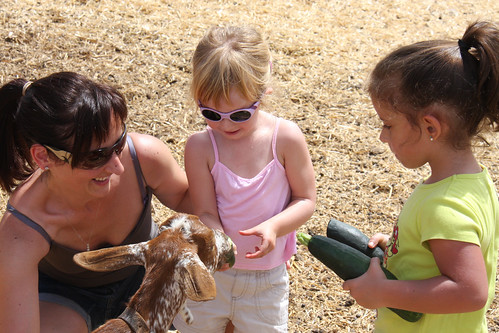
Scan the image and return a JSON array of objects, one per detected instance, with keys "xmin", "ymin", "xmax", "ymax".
[
  {"xmin": 43, "ymin": 124, "xmax": 128, "ymax": 169},
  {"xmin": 198, "ymin": 100, "xmax": 260, "ymax": 123}
]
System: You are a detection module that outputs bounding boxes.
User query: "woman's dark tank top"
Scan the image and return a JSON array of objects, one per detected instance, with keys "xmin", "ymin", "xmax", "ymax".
[{"xmin": 6, "ymin": 136, "xmax": 158, "ymax": 287}]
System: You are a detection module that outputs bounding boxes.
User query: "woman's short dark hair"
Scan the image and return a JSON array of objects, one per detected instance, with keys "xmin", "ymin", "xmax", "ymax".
[{"xmin": 0, "ymin": 72, "xmax": 128, "ymax": 192}]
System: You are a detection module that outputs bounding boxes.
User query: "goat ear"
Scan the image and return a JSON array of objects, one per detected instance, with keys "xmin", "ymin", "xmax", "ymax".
[
  {"xmin": 181, "ymin": 256, "xmax": 217, "ymax": 301},
  {"xmin": 73, "ymin": 243, "xmax": 146, "ymax": 272}
]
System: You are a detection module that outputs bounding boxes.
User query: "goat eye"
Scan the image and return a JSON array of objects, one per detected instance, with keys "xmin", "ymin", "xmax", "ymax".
[{"xmin": 181, "ymin": 226, "xmax": 192, "ymax": 237}]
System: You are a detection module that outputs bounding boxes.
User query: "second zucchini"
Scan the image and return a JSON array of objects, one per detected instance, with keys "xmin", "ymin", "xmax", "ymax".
[{"xmin": 297, "ymin": 232, "xmax": 423, "ymax": 323}]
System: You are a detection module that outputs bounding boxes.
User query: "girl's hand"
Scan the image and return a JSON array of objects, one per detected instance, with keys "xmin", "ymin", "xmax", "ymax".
[
  {"xmin": 239, "ymin": 225, "xmax": 276, "ymax": 259},
  {"xmin": 342, "ymin": 257, "xmax": 388, "ymax": 309},
  {"xmin": 368, "ymin": 233, "xmax": 390, "ymax": 250}
]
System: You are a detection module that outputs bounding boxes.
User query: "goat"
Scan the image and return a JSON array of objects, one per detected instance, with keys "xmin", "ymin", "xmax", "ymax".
[{"xmin": 73, "ymin": 213, "xmax": 235, "ymax": 333}]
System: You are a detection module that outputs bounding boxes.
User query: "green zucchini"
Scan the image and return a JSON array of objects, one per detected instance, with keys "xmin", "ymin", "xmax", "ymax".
[
  {"xmin": 297, "ymin": 233, "xmax": 423, "ymax": 323},
  {"xmin": 326, "ymin": 218, "xmax": 385, "ymax": 261}
]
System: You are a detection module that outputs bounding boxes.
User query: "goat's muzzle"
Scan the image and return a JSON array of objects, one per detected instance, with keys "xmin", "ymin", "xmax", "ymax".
[{"xmin": 226, "ymin": 237, "xmax": 236, "ymax": 268}]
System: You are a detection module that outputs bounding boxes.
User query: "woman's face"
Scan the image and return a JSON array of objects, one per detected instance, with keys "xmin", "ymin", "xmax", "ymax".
[{"xmin": 48, "ymin": 117, "xmax": 126, "ymax": 198}]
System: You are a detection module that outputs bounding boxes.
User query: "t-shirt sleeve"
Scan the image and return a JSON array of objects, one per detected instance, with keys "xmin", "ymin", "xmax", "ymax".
[{"xmin": 419, "ymin": 196, "xmax": 481, "ymax": 247}]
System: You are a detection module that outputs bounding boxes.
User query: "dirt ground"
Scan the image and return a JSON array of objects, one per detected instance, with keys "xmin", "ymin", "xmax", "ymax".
[{"xmin": 0, "ymin": 0, "xmax": 498, "ymax": 331}]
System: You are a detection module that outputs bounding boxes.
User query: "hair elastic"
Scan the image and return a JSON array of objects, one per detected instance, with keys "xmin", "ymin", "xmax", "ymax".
[
  {"xmin": 458, "ymin": 39, "xmax": 471, "ymax": 51},
  {"xmin": 458, "ymin": 38, "xmax": 480, "ymax": 65},
  {"xmin": 22, "ymin": 81, "xmax": 32, "ymax": 96}
]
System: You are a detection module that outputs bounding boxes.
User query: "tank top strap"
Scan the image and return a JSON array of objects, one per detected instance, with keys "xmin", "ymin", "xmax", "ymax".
[
  {"xmin": 6, "ymin": 202, "xmax": 52, "ymax": 244},
  {"xmin": 206, "ymin": 127, "xmax": 220, "ymax": 163},
  {"xmin": 272, "ymin": 118, "xmax": 281, "ymax": 161},
  {"xmin": 127, "ymin": 135, "xmax": 148, "ymax": 205}
]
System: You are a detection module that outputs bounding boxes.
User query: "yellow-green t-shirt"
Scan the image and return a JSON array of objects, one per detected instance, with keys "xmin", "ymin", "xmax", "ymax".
[{"xmin": 375, "ymin": 167, "xmax": 499, "ymax": 333}]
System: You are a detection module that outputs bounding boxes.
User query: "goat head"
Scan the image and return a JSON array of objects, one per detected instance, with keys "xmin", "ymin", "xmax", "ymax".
[{"xmin": 73, "ymin": 213, "xmax": 235, "ymax": 333}]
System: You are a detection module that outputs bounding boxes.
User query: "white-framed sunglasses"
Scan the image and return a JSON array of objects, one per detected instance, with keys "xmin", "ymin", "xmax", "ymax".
[{"xmin": 198, "ymin": 100, "xmax": 260, "ymax": 123}]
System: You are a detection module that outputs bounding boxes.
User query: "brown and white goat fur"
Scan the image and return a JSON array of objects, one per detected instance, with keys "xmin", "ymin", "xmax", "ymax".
[{"xmin": 73, "ymin": 213, "xmax": 235, "ymax": 333}]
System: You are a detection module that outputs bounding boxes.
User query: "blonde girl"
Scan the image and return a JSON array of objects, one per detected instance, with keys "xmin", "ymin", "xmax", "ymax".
[{"xmin": 173, "ymin": 26, "xmax": 316, "ymax": 332}]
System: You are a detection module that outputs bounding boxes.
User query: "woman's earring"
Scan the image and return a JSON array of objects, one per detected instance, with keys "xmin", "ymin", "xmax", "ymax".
[
  {"xmin": 430, "ymin": 136, "xmax": 434, "ymax": 142},
  {"xmin": 44, "ymin": 166, "xmax": 49, "ymax": 171}
]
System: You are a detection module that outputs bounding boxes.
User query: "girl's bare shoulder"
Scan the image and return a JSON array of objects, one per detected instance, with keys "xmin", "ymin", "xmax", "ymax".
[
  {"xmin": 185, "ymin": 129, "xmax": 212, "ymax": 151},
  {"xmin": 276, "ymin": 117, "xmax": 306, "ymax": 144}
]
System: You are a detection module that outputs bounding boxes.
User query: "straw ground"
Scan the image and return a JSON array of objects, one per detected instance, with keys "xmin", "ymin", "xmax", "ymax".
[{"xmin": 0, "ymin": 0, "xmax": 498, "ymax": 331}]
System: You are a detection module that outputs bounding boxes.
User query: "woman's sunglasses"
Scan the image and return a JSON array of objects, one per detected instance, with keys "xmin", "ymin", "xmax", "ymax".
[
  {"xmin": 198, "ymin": 100, "xmax": 260, "ymax": 123},
  {"xmin": 43, "ymin": 124, "xmax": 128, "ymax": 169}
]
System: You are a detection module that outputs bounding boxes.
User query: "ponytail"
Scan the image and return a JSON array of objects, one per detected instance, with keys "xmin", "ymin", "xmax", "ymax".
[
  {"xmin": 0, "ymin": 79, "xmax": 34, "ymax": 193},
  {"xmin": 460, "ymin": 21, "xmax": 499, "ymax": 131}
]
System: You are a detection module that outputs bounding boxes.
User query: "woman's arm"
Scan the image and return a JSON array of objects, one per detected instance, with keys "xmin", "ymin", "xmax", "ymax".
[
  {"xmin": 0, "ymin": 214, "xmax": 49, "ymax": 332},
  {"xmin": 129, "ymin": 132, "xmax": 192, "ymax": 214},
  {"xmin": 240, "ymin": 120, "xmax": 316, "ymax": 258},
  {"xmin": 342, "ymin": 239, "xmax": 488, "ymax": 313}
]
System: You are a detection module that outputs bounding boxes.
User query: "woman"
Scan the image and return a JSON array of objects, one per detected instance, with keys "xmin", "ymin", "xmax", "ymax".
[{"xmin": 0, "ymin": 72, "xmax": 191, "ymax": 332}]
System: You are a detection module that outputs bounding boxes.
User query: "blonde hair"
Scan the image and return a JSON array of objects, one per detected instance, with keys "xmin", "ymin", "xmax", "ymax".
[{"xmin": 191, "ymin": 25, "xmax": 271, "ymax": 105}]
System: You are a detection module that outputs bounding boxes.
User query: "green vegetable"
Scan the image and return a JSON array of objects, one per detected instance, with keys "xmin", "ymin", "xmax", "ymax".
[
  {"xmin": 326, "ymin": 218, "xmax": 385, "ymax": 261},
  {"xmin": 297, "ymin": 233, "xmax": 423, "ymax": 323}
]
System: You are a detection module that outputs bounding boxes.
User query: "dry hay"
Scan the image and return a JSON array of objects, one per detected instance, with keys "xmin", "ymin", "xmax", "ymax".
[{"xmin": 1, "ymin": 0, "xmax": 498, "ymax": 331}]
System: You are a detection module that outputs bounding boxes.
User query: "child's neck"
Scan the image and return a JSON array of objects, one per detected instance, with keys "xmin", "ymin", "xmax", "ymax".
[
  {"xmin": 426, "ymin": 149, "xmax": 481, "ymax": 184},
  {"xmin": 216, "ymin": 112, "xmax": 276, "ymax": 179}
]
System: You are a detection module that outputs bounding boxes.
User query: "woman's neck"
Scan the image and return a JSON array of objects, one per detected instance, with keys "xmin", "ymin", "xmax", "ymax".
[{"xmin": 37, "ymin": 170, "xmax": 102, "ymax": 214}]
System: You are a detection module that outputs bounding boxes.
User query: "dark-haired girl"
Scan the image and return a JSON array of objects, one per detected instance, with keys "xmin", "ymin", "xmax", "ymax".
[{"xmin": 343, "ymin": 21, "xmax": 499, "ymax": 332}]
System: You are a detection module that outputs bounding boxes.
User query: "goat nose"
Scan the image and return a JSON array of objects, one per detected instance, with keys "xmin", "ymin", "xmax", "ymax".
[
  {"xmin": 227, "ymin": 251, "xmax": 236, "ymax": 268},
  {"xmin": 226, "ymin": 237, "xmax": 236, "ymax": 267}
]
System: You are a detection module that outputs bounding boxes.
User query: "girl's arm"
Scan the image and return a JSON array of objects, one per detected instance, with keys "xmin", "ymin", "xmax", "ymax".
[
  {"xmin": 240, "ymin": 120, "xmax": 316, "ymax": 259},
  {"xmin": 342, "ymin": 239, "xmax": 488, "ymax": 313},
  {"xmin": 130, "ymin": 133, "xmax": 192, "ymax": 214},
  {"xmin": 183, "ymin": 131, "xmax": 224, "ymax": 231},
  {"xmin": 0, "ymin": 214, "xmax": 49, "ymax": 332}
]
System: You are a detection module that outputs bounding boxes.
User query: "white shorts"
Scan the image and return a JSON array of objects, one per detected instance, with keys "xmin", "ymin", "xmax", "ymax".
[{"xmin": 173, "ymin": 263, "xmax": 289, "ymax": 333}]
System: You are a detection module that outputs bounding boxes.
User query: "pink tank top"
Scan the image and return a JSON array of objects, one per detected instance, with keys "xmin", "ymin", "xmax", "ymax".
[{"xmin": 208, "ymin": 118, "xmax": 295, "ymax": 270}]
